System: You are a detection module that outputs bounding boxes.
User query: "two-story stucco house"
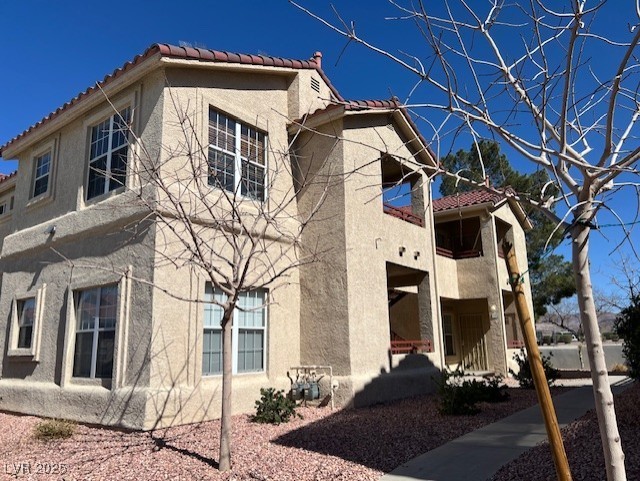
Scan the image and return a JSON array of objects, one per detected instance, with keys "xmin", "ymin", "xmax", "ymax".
[{"xmin": 0, "ymin": 44, "xmax": 534, "ymax": 429}]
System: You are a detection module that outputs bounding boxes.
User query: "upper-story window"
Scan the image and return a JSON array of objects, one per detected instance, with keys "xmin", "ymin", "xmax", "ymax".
[
  {"xmin": 32, "ymin": 151, "xmax": 51, "ymax": 198},
  {"xmin": 86, "ymin": 107, "xmax": 131, "ymax": 200},
  {"xmin": 0, "ymin": 192, "xmax": 14, "ymax": 217},
  {"xmin": 208, "ymin": 109, "xmax": 267, "ymax": 201}
]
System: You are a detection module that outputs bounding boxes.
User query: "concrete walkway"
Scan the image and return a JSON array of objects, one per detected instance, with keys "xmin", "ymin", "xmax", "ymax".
[{"xmin": 381, "ymin": 376, "xmax": 633, "ymax": 481}]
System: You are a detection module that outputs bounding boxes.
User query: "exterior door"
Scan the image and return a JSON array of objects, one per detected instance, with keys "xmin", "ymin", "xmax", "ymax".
[{"xmin": 458, "ymin": 313, "xmax": 488, "ymax": 371}]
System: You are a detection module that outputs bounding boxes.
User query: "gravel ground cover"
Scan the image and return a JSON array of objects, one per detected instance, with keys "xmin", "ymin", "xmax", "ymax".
[
  {"xmin": 490, "ymin": 381, "xmax": 639, "ymax": 481},
  {"xmin": 0, "ymin": 388, "xmax": 554, "ymax": 481}
]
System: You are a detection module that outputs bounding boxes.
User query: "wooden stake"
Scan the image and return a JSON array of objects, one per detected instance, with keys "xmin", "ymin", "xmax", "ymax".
[{"xmin": 503, "ymin": 240, "xmax": 572, "ymax": 481}]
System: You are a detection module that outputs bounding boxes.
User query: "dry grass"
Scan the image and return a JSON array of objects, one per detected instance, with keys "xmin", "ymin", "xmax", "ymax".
[{"xmin": 33, "ymin": 419, "xmax": 75, "ymax": 441}]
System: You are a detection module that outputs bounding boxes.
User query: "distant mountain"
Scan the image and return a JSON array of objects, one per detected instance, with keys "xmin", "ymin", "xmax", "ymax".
[{"xmin": 536, "ymin": 312, "xmax": 618, "ymax": 334}]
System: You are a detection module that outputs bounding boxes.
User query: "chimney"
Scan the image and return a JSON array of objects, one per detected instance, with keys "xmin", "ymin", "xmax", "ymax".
[{"xmin": 312, "ymin": 51, "xmax": 322, "ymax": 68}]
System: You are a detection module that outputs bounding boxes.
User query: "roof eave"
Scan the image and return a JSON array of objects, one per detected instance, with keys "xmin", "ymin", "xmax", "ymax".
[
  {"xmin": 433, "ymin": 201, "xmax": 495, "ymax": 218},
  {"xmin": 506, "ymin": 198, "xmax": 534, "ymax": 231},
  {"xmin": 391, "ymin": 110, "xmax": 437, "ymax": 169},
  {"xmin": 0, "ymin": 175, "xmax": 17, "ymax": 192},
  {"xmin": 288, "ymin": 106, "xmax": 437, "ymax": 169},
  {"xmin": 287, "ymin": 104, "xmax": 346, "ymax": 135}
]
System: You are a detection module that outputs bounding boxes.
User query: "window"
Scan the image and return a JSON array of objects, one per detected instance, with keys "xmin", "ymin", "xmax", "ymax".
[
  {"xmin": 73, "ymin": 285, "xmax": 117, "ymax": 379},
  {"xmin": 203, "ymin": 285, "xmax": 224, "ymax": 375},
  {"xmin": 7, "ymin": 285, "xmax": 46, "ymax": 359},
  {"xmin": 17, "ymin": 298, "xmax": 36, "ymax": 349},
  {"xmin": 443, "ymin": 313, "xmax": 456, "ymax": 356},
  {"xmin": 33, "ymin": 151, "xmax": 51, "ymax": 197},
  {"xmin": 208, "ymin": 109, "xmax": 267, "ymax": 201},
  {"xmin": 87, "ymin": 108, "xmax": 131, "ymax": 200},
  {"xmin": 202, "ymin": 284, "xmax": 267, "ymax": 375},
  {"xmin": 0, "ymin": 194, "xmax": 13, "ymax": 216}
]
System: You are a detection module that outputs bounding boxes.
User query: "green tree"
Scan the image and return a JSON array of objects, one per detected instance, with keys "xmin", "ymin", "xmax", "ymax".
[
  {"xmin": 439, "ymin": 140, "xmax": 575, "ymax": 317},
  {"xmin": 615, "ymin": 295, "xmax": 640, "ymax": 380}
]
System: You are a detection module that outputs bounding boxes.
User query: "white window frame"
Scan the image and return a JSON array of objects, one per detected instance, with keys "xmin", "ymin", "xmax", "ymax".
[
  {"xmin": 7, "ymin": 285, "xmax": 46, "ymax": 360},
  {"xmin": 32, "ymin": 150, "xmax": 52, "ymax": 198},
  {"xmin": 16, "ymin": 298, "xmax": 36, "ymax": 349},
  {"xmin": 202, "ymin": 284, "xmax": 268, "ymax": 376},
  {"xmin": 86, "ymin": 107, "xmax": 131, "ymax": 201},
  {"xmin": 207, "ymin": 108, "xmax": 268, "ymax": 202},
  {"xmin": 0, "ymin": 191, "xmax": 14, "ymax": 219},
  {"xmin": 60, "ymin": 269, "xmax": 132, "ymax": 389},
  {"xmin": 72, "ymin": 285, "xmax": 118, "ymax": 379}
]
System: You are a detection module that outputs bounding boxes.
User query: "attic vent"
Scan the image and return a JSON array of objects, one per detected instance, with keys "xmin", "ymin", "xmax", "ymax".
[{"xmin": 311, "ymin": 77, "xmax": 321, "ymax": 93}]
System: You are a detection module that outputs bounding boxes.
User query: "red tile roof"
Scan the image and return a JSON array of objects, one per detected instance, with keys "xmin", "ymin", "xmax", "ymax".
[
  {"xmin": 293, "ymin": 98, "xmax": 436, "ymax": 163},
  {"xmin": 0, "ymin": 43, "xmax": 343, "ymax": 156},
  {"xmin": 0, "ymin": 171, "xmax": 18, "ymax": 186},
  {"xmin": 432, "ymin": 189, "xmax": 504, "ymax": 213}
]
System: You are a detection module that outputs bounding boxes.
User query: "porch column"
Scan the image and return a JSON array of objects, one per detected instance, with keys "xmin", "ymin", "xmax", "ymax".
[
  {"xmin": 417, "ymin": 273, "xmax": 434, "ymax": 345},
  {"xmin": 488, "ymin": 294, "xmax": 508, "ymax": 374}
]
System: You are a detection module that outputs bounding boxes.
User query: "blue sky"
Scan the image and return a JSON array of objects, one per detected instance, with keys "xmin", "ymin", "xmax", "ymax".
[{"xmin": 1, "ymin": 0, "xmax": 637, "ymax": 297}]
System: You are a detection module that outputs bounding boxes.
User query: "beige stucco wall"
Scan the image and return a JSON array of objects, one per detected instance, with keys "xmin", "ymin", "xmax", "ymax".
[
  {"xmin": 340, "ymin": 114, "xmax": 441, "ymax": 404},
  {"xmin": 492, "ymin": 203, "xmax": 535, "ymax": 320},
  {"xmin": 292, "ymin": 121, "xmax": 352, "ymax": 404},
  {"xmin": 433, "ymin": 202, "xmax": 534, "ymax": 374},
  {"xmin": 0, "ymin": 68, "xmax": 165, "ymax": 429},
  {"xmin": 0, "ymin": 221, "xmax": 156, "ymax": 428},
  {"xmin": 287, "ymin": 69, "xmax": 334, "ymax": 120}
]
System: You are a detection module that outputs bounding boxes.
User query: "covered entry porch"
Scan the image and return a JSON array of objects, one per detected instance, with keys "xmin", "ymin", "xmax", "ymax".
[
  {"xmin": 440, "ymin": 298, "xmax": 493, "ymax": 372},
  {"xmin": 386, "ymin": 263, "xmax": 434, "ymax": 355}
]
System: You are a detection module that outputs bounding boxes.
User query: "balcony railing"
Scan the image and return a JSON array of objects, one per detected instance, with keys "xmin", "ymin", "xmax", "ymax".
[
  {"xmin": 390, "ymin": 339, "xmax": 434, "ymax": 354},
  {"xmin": 435, "ymin": 246, "xmax": 483, "ymax": 259},
  {"xmin": 383, "ymin": 203, "xmax": 424, "ymax": 227}
]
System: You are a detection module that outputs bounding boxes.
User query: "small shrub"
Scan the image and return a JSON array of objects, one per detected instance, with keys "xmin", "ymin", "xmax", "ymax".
[
  {"xmin": 435, "ymin": 369, "xmax": 509, "ymax": 415},
  {"xmin": 560, "ymin": 334, "xmax": 573, "ymax": 344},
  {"xmin": 480, "ymin": 374, "xmax": 510, "ymax": 403},
  {"xmin": 509, "ymin": 348, "xmax": 559, "ymax": 389},
  {"xmin": 33, "ymin": 419, "xmax": 75, "ymax": 441},
  {"xmin": 252, "ymin": 387, "xmax": 301, "ymax": 424},
  {"xmin": 610, "ymin": 363, "xmax": 629, "ymax": 374},
  {"xmin": 542, "ymin": 335, "xmax": 552, "ymax": 345},
  {"xmin": 615, "ymin": 295, "xmax": 640, "ymax": 379}
]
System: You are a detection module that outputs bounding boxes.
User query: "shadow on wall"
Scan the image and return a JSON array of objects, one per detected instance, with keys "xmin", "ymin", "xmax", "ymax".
[
  {"xmin": 273, "ymin": 352, "xmax": 440, "ymax": 473},
  {"xmin": 352, "ymin": 349, "xmax": 438, "ymax": 407}
]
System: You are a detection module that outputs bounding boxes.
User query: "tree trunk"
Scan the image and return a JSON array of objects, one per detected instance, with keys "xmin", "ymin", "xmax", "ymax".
[
  {"xmin": 572, "ymin": 223, "xmax": 626, "ymax": 480},
  {"xmin": 218, "ymin": 308, "xmax": 234, "ymax": 471}
]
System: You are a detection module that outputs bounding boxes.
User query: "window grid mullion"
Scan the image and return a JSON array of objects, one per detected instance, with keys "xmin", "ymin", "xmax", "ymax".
[
  {"xmin": 234, "ymin": 122, "xmax": 242, "ymax": 196},
  {"xmin": 231, "ymin": 304, "xmax": 239, "ymax": 375},
  {"xmin": 104, "ymin": 117, "xmax": 115, "ymax": 195}
]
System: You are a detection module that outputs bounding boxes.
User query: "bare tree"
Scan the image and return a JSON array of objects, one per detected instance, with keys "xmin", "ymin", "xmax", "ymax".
[
  {"xmin": 99, "ymin": 86, "xmax": 344, "ymax": 471},
  {"xmin": 292, "ymin": 1, "xmax": 640, "ymax": 479},
  {"xmin": 540, "ymin": 289, "xmax": 618, "ymax": 339}
]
